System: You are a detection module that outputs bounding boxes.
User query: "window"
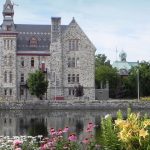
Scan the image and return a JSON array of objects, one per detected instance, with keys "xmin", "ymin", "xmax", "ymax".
[
  {"xmin": 7, "ymin": 25, "xmax": 11, "ymax": 31},
  {"xmin": 4, "ymin": 56, "xmax": 7, "ymax": 65},
  {"xmin": 20, "ymin": 89, "xmax": 24, "ymax": 95},
  {"xmin": 9, "ymin": 71, "xmax": 12, "ymax": 83},
  {"xmin": 21, "ymin": 57, "xmax": 24, "ymax": 67},
  {"xmin": 4, "ymin": 89, "xmax": 7, "ymax": 95},
  {"xmin": 76, "ymin": 74, "xmax": 79, "ymax": 83},
  {"xmin": 9, "ymin": 56, "xmax": 12, "ymax": 65},
  {"xmin": 69, "ymin": 88, "xmax": 71, "ymax": 95},
  {"xmin": 76, "ymin": 58, "xmax": 79, "ymax": 67},
  {"xmin": 21, "ymin": 74, "xmax": 24, "ymax": 83},
  {"xmin": 69, "ymin": 40, "xmax": 79, "ymax": 51},
  {"xmin": 68, "ymin": 88, "xmax": 75, "ymax": 96},
  {"xmin": 4, "ymin": 40, "xmax": 6, "ymax": 49},
  {"xmin": 72, "ymin": 74, "xmax": 75, "ymax": 83},
  {"xmin": 29, "ymin": 37, "xmax": 38, "ymax": 48},
  {"xmin": 68, "ymin": 74, "xmax": 71, "ymax": 83},
  {"xmin": 72, "ymin": 58, "xmax": 75, "ymax": 67},
  {"xmin": 31, "ymin": 57, "xmax": 34, "ymax": 67},
  {"xmin": 10, "ymin": 89, "xmax": 12, "ymax": 96},
  {"xmin": 68, "ymin": 58, "xmax": 71, "ymax": 67},
  {"xmin": 68, "ymin": 57, "xmax": 76, "ymax": 68},
  {"xmin": 4, "ymin": 71, "xmax": 7, "ymax": 83}
]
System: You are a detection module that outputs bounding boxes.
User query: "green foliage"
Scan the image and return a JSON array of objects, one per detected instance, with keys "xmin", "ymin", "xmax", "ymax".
[
  {"xmin": 75, "ymin": 84, "xmax": 84, "ymax": 97},
  {"xmin": 100, "ymin": 115, "xmax": 121, "ymax": 150},
  {"xmin": 95, "ymin": 54, "xmax": 111, "ymax": 67},
  {"xmin": 123, "ymin": 61, "xmax": 150, "ymax": 98},
  {"xmin": 27, "ymin": 70, "xmax": 48, "ymax": 100},
  {"xmin": 117, "ymin": 109, "xmax": 123, "ymax": 119},
  {"xmin": 95, "ymin": 54, "xmax": 120, "ymax": 98}
]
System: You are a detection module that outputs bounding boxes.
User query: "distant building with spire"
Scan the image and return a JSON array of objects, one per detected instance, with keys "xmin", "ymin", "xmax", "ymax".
[
  {"xmin": 112, "ymin": 51, "xmax": 138, "ymax": 76},
  {"xmin": 0, "ymin": 0, "xmax": 96, "ymax": 101}
]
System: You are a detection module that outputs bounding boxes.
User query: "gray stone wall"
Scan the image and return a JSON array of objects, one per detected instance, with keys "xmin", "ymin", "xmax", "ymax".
[
  {"xmin": 62, "ymin": 19, "xmax": 96, "ymax": 100},
  {"xmin": 0, "ymin": 36, "xmax": 17, "ymax": 101}
]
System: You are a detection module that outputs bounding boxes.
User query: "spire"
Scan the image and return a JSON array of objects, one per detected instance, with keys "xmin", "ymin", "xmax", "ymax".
[
  {"xmin": 3, "ymin": 0, "xmax": 14, "ymax": 17},
  {"xmin": 70, "ymin": 17, "xmax": 76, "ymax": 24}
]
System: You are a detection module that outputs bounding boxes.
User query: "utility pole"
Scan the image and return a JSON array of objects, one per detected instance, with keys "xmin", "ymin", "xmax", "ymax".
[{"xmin": 137, "ymin": 61, "xmax": 140, "ymax": 102}]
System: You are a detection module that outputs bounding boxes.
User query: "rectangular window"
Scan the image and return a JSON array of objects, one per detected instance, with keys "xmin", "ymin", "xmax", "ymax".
[
  {"xmin": 68, "ymin": 58, "xmax": 71, "ymax": 67},
  {"xmin": 9, "ymin": 72, "xmax": 12, "ymax": 83},
  {"xmin": 10, "ymin": 89, "xmax": 12, "ymax": 96},
  {"xmin": 76, "ymin": 74, "xmax": 79, "ymax": 83},
  {"xmin": 21, "ymin": 57, "xmax": 24, "ymax": 67},
  {"xmin": 72, "ymin": 74, "xmax": 75, "ymax": 83},
  {"xmin": 72, "ymin": 58, "xmax": 75, "ymax": 67},
  {"xmin": 68, "ymin": 74, "xmax": 71, "ymax": 83},
  {"xmin": 4, "ymin": 89, "xmax": 7, "ymax": 96},
  {"xmin": 4, "ymin": 71, "xmax": 7, "ymax": 83},
  {"xmin": 69, "ymin": 40, "xmax": 79, "ymax": 51},
  {"xmin": 21, "ymin": 74, "xmax": 24, "ymax": 83},
  {"xmin": 68, "ymin": 88, "xmax": 71, "ymax": 95},
  {"xmin": 20, "ymin": 89, "xmax": 24, "ymax": 95},
  {"xmin": 68, "ymin": 88, "xmax": 75, "ymax": 96}
]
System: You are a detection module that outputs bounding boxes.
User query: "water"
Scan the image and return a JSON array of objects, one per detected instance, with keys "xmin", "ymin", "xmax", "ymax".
[{"xmin": 0, "ymin": 109, "xmax": 149, "ymax": 137}]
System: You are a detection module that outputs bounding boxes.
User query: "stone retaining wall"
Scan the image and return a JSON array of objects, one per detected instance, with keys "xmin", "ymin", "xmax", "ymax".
[{"xmin": 0, "ymin": 100, "xmax": 150, "ymax": 110}]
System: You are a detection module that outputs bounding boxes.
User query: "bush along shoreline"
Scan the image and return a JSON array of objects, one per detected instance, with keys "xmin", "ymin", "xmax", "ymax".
[{"xmin": 1, "ymin": 108, "xmax": 150, "ymax": 150}]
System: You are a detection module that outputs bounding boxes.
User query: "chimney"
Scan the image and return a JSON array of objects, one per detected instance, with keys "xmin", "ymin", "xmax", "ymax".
[{"xmin": 51, "ymin": 17, "xmax": 61, "ymax": 43}]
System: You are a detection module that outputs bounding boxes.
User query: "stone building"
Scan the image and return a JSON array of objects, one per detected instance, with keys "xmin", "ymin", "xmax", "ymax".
[{"xmin": 0, "ymin": 0, "xmax": 96, "ymax": 101}]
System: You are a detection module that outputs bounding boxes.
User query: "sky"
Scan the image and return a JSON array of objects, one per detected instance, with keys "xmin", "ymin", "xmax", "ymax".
[{"xmin": 0, "ymin": 0, "xmax": 150, "ymax": 63}]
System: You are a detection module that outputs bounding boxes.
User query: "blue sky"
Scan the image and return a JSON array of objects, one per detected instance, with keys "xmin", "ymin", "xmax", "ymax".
[{"xmin": 0, "ymin": 0, "xmax": 150, "ymax": 63}]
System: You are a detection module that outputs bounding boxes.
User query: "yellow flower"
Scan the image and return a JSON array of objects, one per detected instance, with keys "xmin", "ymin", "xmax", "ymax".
[
  {"xmin": 115, "ymin": 119, "xmax": 126, "ymax": 129},
  {"xmin": 143, "ymin": 120, "xmax": 150, "ymax": 128},
  {"xmin": 139, "ymin": 129, "xmax": 148, "ymax": 139}
]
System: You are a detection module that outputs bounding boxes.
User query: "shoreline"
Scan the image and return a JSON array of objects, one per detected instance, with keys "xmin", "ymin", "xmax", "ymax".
[{"xmin": 0, "ymin": 100, "xmax": 149, "ymax": 110}]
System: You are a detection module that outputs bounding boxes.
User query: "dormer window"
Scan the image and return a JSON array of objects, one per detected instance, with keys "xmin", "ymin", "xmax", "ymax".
[{"xmin": 29, "ymin": 37, "xmax": 38, "ymax": 48}]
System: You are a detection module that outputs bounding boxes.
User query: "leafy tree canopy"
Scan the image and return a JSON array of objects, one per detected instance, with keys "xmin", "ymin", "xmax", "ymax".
[{"xmin": 27, "ymin": 70, "xmax": 48, "ymax": 100}]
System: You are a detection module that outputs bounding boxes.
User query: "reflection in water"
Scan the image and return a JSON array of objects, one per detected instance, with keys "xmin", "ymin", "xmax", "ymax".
[{"xmin": 0, "ymin": 109, "xmax": 149, "ymax": 138}]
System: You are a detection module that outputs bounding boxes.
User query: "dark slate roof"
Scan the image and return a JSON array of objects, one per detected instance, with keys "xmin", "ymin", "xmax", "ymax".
[{"xmin": 15, "ymin": 24, "xmax": 68, "ymax": 51}]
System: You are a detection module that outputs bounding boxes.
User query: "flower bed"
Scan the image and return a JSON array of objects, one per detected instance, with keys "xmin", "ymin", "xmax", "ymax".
[{"xmin": 1, "ymin": 109, "xmax": 150, "ymax": 150}]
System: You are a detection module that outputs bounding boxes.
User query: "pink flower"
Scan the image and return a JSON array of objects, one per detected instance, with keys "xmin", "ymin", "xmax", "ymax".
[
  {"xmin": 50, "ymin": 128, "xmax": 56, "ymax": 135},
  {"xmin": 86, "ymin": 122, "xmax": 95, "ymax": 132},
  {"xmin": 87, "ymin": 122, "xmax": 95, "ymax": 129},
  {"xmin": 63, "ymin": 127, "xmax": 69, "ymax": 133},
  {"xmin": 82, "ymin": 138, "xmax": 89, "ymax": 144},
  {"xmin": 13, "ymin": 140, "xmax": 23, "ymax": 146},
  {"xmin": 57, "ymin": 129, "xmax": 63, "ymax": 135},
  {"xmin": 68, "ymin": 133, "xmax": 77, "ymax": 142},
  {"xmin": 15, "ymin": 148, "xmax": 22, "ymax": 150}
]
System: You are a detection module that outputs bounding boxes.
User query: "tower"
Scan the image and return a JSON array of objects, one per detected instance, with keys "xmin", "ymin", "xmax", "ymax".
[{"xmin": 0, "ymin": 0, "xmax": 18, "ymax": 100}]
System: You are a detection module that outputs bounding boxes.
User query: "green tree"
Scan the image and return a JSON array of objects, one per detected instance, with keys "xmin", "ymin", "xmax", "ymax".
[
  {"xmin": 75, "ymin": 84, "xmax": 84, "ymax": 97},
  {"xmin": 95, "ymin": 54, "xmax": 120, "ymax": 98},
  {"xmin": 124, "ymin": 61, "xmax": 150, "ymax": 98},
  {"xmin": 27, "ymin": 70, "xmax": 48, "ymax": 100},
  {"xmin": 95, "ymin": 54, "xmax": 111, "ymax": 67}
]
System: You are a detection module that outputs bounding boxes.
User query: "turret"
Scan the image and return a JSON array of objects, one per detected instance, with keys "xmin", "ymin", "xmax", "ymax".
[{"xmin": 1, "ymin": 0, "xmax": 15, "ymax": 32}]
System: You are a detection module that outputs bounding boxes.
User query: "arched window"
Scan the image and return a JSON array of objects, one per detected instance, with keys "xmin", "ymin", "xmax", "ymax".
[
  {"xmin": 4, "ymin": 71, "xmax": 7, "ymax": 83},
  {"xmin": 9, "ymin": 71, "xmax": 12, "ymax": 83},
  {"xmin": 31, "ymin": 57, "xmax": 34, "ymax": 67},
  {"xmin": 29, "ymin": 37, "xmax": 38, "ymax": 48}
]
